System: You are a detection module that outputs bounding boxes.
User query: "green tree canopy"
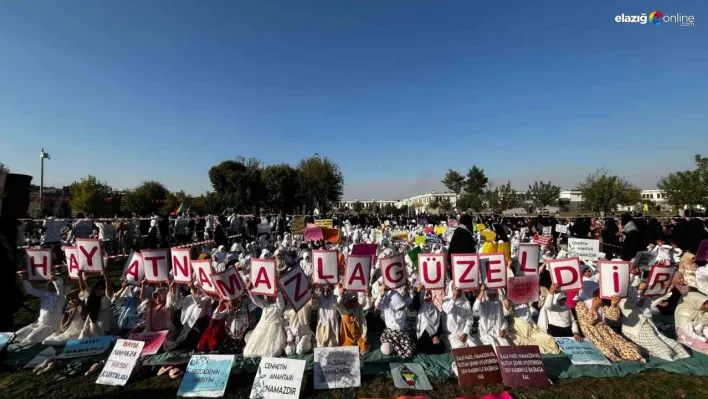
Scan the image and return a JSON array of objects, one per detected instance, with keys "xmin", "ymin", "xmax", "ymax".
[
  {"xmin": 464, "ymin": 166, "xmax": 489, "ymax": 196},
  {"xmin": 442, "ymin": 169, "xmax": 465, "ymax": 195},
  {"xmin": 297, "ymin": 155, "xmax": 344, "ymax": 215},
  {"xmin": 487, "ymin": 182, "xmax": 519, "ymax": 213},
  {"xmin": 438, "ymin": 197, "xmax": 454, "ymax": 213},
  {"xmin": 528, "ymin": 181, "xmax": 561, "ymax": 210},
  {"xmin": 456, "ymin": 194, "xmax": 484, "ymax": 213},
  {"xmin": 208, "ymin": 156, "xmax": 263, "ymax": 213},
  {"xmin": 658, "ymin": 154, "xmax": 708, "ymax": 211},
  {"xmin": 121, "ymin": 180, "xmax": 170, "ymax": 216},
  {"xmin": 69, "ymin": 175, "xmax": 110, "ymax": 216},
  {"xmin": 578, "ymin": 169, "xmax": 640, "ymax": 214},
  {"xmin": 261, "ymin": 163, "xmax": 301, "ymax": 215},
  {"xmin": 352, "ymin": 200, "xmax": 364, "ymax": 213}
]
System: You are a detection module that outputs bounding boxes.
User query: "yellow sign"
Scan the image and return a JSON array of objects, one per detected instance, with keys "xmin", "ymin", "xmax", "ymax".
[
  {"xmin": 291, "ymin": 217, "xmax": 305, "ymax": 234},
  {"xmin": 476, "ymin": 224, "xmax": 486, "ymax": 232},
  {"xmin": 481, "ymin": 241, "xmax": 498, "ymax": 254},
  {"xmin": 497, "ymin": 241, "xmax": 511, "ymax": 262},
  {"xmin": 384, "ymin": 220, "xmax": 390, "ymax": 226},
  {"xmin": 434, "ymin": 226, "xmax": 445, "ymax": 235},
  {"xmin": 480, "ymin": 230, "xmax": 496, "ymax": 242},
  {"xmin": 415, "ymin": 236, "xmax": 426, "ymax": 245},
  {"xmin": 315, "ymin": 219, "xmax": 333, "ymax": 229}
]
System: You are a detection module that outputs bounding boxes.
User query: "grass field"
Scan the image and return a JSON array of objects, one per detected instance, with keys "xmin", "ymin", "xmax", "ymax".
[{"xmin": 4, "ymin": 260, "xmax": 708, "ymax": 398}]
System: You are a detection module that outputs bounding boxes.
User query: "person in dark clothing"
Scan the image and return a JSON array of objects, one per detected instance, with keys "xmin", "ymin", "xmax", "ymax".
[
  {"xmin": 195, "ymin": 216, "xmax": 206, "ymax": 241},
  {"xmin": 158, "ymin": 215, "xmax": 170, "ymax": 248},
  {"xmin": 447, "ymin": 214, "xmax": 477, "ymax": 267},
  {"xmin": 620, "ymin": 214, "xmax": 643, "ymax": 261},
  {"xmin": 413, "ymin": 286, "xmax": 445, "ymax": 354}
]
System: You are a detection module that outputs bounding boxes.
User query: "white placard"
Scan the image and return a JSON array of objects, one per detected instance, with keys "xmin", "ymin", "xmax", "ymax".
[
  {"xmin": 212, "ymin": 267, "xmax": 247, "ymax": 301},
  {"xmin": 95, "ymin": 339, "xmax": 144, "ymax": 386},
  {"xmin": 417, "ymin": 253, "xmax": 446, "ymax": 290},
  {"xmin": 250, "ymin": 258, "xmax": 278, "ymax": 297},
  {"xmin": 250, "ymin": 357, "xmax": 305, "ymax": 399},
  {"xmin": 598, "ymin": 260, "xmax": 631, "ymax": 299},
  {"xmin": 313, "ymin": 347, "xmax": 361, "ymax": 390},
  {"xmin": 548, "ymin": 257, "xmax": 582, "ymax": 292},
  {"xmin": 63, "ymin": 246, "xmax": 80, "ymax": 280},
  {"xmin": 122, "ymin": 252, "xmax": 144, "ymax": 286},
  {"xmin": 141, "ymin": 249, "xmax": 170, "ymax": 283},
  {"xmin": 451, "ymin": 253, "xmax": 481, "ymax": 291},
  {"xmin": 76, "ymin": 238, "xmax": 103, "ymax": 273},
  {"xmin": 344, "ymin": 255, "xmax": 371, "ymax": 292},
  {"xmin": 25, "ymin": 248, "xmax": 52, "ymax": 281},
  {"xmin": 278, "ymin": 266, "xmax": 311, "ymax": 312},
  {"xmin": 191, "ymin": 260, "xmax": 217, "ymax": 295},
  {"xmin": 380, "ymin": 254, "xmax": 406, "ymax": 289},
  {"xmin": 480, "ymin": 253, "xmax": 507, "ymax": 289},
  {"xmin": 645, "ymin": 264, "xmax": 677, "ymax": 297},
  {"xmin": 312, "ymin": 249, "xmax": 338, "ymax": 285},
  {"xmin": 568, "ymin": 238, "xmax": 600, "ymax": 264},
  {"xmin": 542, "ymin": 226, "xmax": 552, "ymax": 236},
  {"xmin": 171, "ymin": 248, "xmax": 192, "ymax": 283},
  {"xmin": 555, "ymin": 224, "xmax": 568, "ymax": 234},
  {"xmin": 517, "ymin": 244, "xmax": 540, "ymax": 276}
]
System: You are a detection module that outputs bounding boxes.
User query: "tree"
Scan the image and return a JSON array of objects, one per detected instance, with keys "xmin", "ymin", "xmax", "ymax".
[
  {"xmin": 69, "ymin": 175, "xmax": 109, "ymax": 216},
  {"xmin": 442, "ymin": 169, "xmax": 465, "ymax": 195},
  {"xmin": 528, "ymin": 181, "xmax": 561, "ymax": 211},
  {"xmin": 164, "ymin": 190, "xmax": 193, "ymax": 215},
  {"xmin": 261, "ymin": 163, "xmax": 301, "ymax": 215},
  {"xmin": 429, "ymin": 197, "xmax": 441, "ymax": 211},
  {"xmin": 208, "ymin": 157, "xmax": 263, "ymax": 213},
  {"xmin": 352, "ymin": 201, "xmax": 364, "ymax": 213},
  {"xmin": 456, "ymin": 194, "xmax": 484, "ymax": 212},
  {"xmin": 382, "ymin": 203, "xmax": 398, "ymax": 216},
  {"xmin": 578, "ymin": 169, "xmax": 640, "ymax": 214},
  {"xmin": 464, "ymin": 166, "xmax": 489, "ymax": 196},
  {"xmin": 297, "ymin": 155, "xmax": 344, "ymax": 215},
  {"xmin": 0, "ymin": 161, "xmax": 8, "ymax": 174},
  {"xmin": 658, "ymin": 154, "xmax": 708, "ymax": 211},
  {"xmin": 438, "ymin": 197, "xmax": 454, "ymax": 213},
  {"xmin": 486, "ymin": 182, "xmax": 519, "ymax": 213},
  {"xmin": 121, "ymin": 180, "xmax": 170, "ymax": 216}
]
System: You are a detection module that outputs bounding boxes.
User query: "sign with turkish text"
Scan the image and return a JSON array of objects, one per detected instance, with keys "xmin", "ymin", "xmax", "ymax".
[
  {"xmin": 178, "ymin": 354, "xmax": 235, "ymax": 397},
  {"xmin": 452, "ymin": 345, "xmax": 502, "ymax": 386},
  {"xmin": 496, "ymin": 345, "xmax": 550, "ymax": 388},
  {"xmin": 95, "ymin": 339, "xmax": 144, "ymax": 386},
  {"xmin": 506, "ymin": 275, "xmax": 539, "ymax": 304}
]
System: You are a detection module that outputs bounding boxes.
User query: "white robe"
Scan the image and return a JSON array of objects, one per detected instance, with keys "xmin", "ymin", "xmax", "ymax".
[
  {"xmin": 473, "ymin": 296, "xmax": 512, "ymax": 347},
  {"xmin": 442, "ymin": 282, "xmax": 475, "ymax": 348},
  {"xmin": 243, "ymin": 293, "xmax": 286, "ymax": 358},
  {"xmin": 15, "ymin": 279, "xmax": 66, "ymax": 344}
]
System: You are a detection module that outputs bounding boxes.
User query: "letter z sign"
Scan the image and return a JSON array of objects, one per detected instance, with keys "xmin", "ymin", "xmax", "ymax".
[{"xmin": 451, "ymin": 253, "xmax": 480, "ymax": 291}]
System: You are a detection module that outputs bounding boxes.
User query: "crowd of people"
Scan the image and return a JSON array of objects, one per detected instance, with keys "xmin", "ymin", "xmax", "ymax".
[{"xmin": 11, "ymin": 211, "xmax": 708, "ymax": 382}]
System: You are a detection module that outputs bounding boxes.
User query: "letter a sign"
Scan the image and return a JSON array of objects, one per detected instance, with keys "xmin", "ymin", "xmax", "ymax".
[
  {"xmin": 25, "ymin": 248, "xmax": 52, "ymax": 281},
  {"xmin": 279, "ymin": 266, "xmax": 312, "ymax": 312},
  {"xmin": 63, "ymin": 246, "xmax": 80, "ymax": 280},
  {"xmin": 645, "ymin": 263, "xmax": 677, "ymax": 297},
  {"xmin": 250, "ymin": 258, "xmax": 277, "ymax": 297},
  {"xmin": 312, "ymin": 249, "xmax": 338, "ymax": 285},
  {"xmin": 380, "ymin": 254, "xmax": 406, "ymax": 289},
  {"xmin": 548, "ymin": 257, "xmax": 582, "ymax": 292},
  {"xmin": 344, "ymin": 255, "xmax": 371, "ymax": 292},
  {"xmin": 451, "ymin": 253, "xmax": 480, "ymax": 291},
  {"xmin": 191, "ymin": 260, "xmax": 217, "ymax": 294},
  {"xmin": 598, "ymin": 260, "xmax": 630, "ymax": 299},
  {"xmin": 76, "ymin": 238, "xmax": 103, "ymax": 273},
  {"xmin": 418, "ymin": 253, "xmax": 446, "ymax": 290},
  {"xmin": 122, "ymin": 251, "xmax": 144, "ymax": 286}
]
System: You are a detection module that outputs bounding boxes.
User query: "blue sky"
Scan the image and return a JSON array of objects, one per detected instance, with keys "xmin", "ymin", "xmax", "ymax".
[{"xmin": 1, "ymin": 1, "xmax": 706, "ymax": 199}]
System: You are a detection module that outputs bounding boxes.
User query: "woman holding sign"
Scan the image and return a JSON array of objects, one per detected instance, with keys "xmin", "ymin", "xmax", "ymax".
[
  {"xmin": 243, "ymin": 282, "xmax": 286, "ymax": 358},
  {"xmin": 15, "ymin": 273, "xmax": 65, "ymax": 344},
  {"xmin": 376, "ymin": 284, "xmax": 415, "ymax": 358},
  {"xmin": 335, "ymin": 284, "xmax": 371, "ymax": 355},
  {"xmin": 78, "ymin": 271, "xmax": 116, "ymax": 338},
  {"xmin": 473, "ymin": 286, "xmax": 512, "ymax": 348},
  {"xmin": 504, "ymin": 300, "xmax": 561, "ymax": 354},
  {"xmin": 413, "ymin": 284, "xmax": 444, "ymax": 354}
]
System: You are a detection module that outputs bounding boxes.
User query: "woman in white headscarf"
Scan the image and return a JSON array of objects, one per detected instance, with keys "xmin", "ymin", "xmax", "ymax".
[
  {"xmin": 413, "ymin": 284, "xmax": 444, "ymax": 354},
  {"xmin": 674, "ymin": 292, "xmax": 708, "ymax": 355},
  {"xmin": 612, "ymin": 283, "xmax": 690, "ymax": 361},
  {"xmin": 473, "ymin": 286, "xmax": 512, "ymax": 347},
  {"xmin": 15, "ymin": 274, "xmax": 65, "ymax": 344},
  {"xmin": 442, "ymin": 281, "xmax": 475, "ymax": 349},
  {"xmin": 538, "ymin": 285, "xmax": 581, "ymax": 340},
  {"xmin": 300, "ymin": 250, "xmax": 313, "ymax": 277},
  {"xmin": 243, "ymin": 282, "xmax": 286, "ymax": 358},
  {"xmin": 283, "ymin": 297, "xmax": 314, "ymax": 356},
  {"xmin": 314, "ymin": 285, "xmax": 340, "ymax": 348},
  {"xmin": 336, "ymin": 284, "xmax": 370, "ymax": 355},
  {"xmin": 375, "ymin": 284, "xmax": 415, "ymax": 358},
  {"xmin": 505, "ymin": 298, "xmax": 561, "ymax": 354}
]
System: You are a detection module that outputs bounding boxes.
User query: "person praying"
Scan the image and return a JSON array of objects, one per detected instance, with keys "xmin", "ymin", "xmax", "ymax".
[{"xmin": 473, "ymin": 286, "xmax": 512, "ymax": 348}]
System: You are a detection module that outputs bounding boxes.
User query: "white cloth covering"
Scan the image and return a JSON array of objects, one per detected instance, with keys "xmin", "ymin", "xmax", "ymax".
[
  {"xmin": 15, "ymin": 279, "xmax": 65, "ymax": 344},
  {"xmin": 243, "ymin": 293, "xmax": 286, "ymax": 358}
]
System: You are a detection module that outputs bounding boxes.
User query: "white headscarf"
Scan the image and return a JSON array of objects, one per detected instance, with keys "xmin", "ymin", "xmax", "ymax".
[
  {"xmin": 416, "ymin": 289, "xmax": 441, "ymax": 339},
  {"xmin": 317, "ymin": 286, "xmax": 340, "ymax": 337}
]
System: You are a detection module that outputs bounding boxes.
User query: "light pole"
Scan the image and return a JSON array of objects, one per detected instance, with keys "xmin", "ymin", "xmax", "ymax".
[{"xmin": 40, "ymin": 148, "xmax": 50, "ymax": 216}]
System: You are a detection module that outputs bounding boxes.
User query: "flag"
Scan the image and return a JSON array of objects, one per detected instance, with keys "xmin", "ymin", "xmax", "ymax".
[{"xmin": 177, "ymin": 202, "xmax": 184, "ymax": 214}]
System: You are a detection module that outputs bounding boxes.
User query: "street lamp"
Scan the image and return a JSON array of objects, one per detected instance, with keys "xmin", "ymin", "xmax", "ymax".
[{"xmin": 40, "ymin": 148, "xmax": 50, "ymax": 216}]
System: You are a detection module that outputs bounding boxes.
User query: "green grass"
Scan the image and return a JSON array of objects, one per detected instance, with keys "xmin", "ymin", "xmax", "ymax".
[{"xmin": 5, "ymin": 259, "xmax": 708, "ymax": 398}]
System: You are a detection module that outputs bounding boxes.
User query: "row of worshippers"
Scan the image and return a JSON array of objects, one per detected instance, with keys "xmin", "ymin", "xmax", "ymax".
[{"xmin": 15, "ymin": 215, "xmax": 708, "ymax": 378}]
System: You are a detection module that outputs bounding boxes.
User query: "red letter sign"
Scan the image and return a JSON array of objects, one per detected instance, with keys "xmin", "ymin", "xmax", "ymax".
[
  {"xmin": 645, "ymin": 264, "xmax": 677, "ymax": 297},
  {"xmin": 212, "ymin": 267, "xmax": 246, "ymax": 300},
  {"xmin": 344, "ymin": 255, "xmax": 371, "ymax": 292},
  {"xmin": 25, "ymin": 248, "xmax": 52, "ymax": 281},
  {"xmin": 380, "ymin": 254, "xmax": 406, "ymax": 289},
  {"xmin": 598, "ymin": 260, "xmax": 631, "ymax": 299},
  {"xmin": 517, "ymin": 243, "xmax": 540, "ymax": 276},
  {"xmin": 451, "ymin": 253, "xmax": 480, "ymax": 291},
  {"xmin": 141, "ymin": 249, "xmax": 170, "ymax": 283},
  {"xmin": 480, "ymin": 253, "xmax": 507, "ymax": 289},
  {"xmin": 312, "ymin": 249, "xmax": 338, "ymax": 285},
  {"xmin": 418, "ymin": 253, "xmax": 446, "ymax": 290},
  {"xmin": 76, "ymin": 238, "xmax": 103, "ymax": 273},
  {"xmin": 122, "ymin": 251, "xmax": 144, "ymax": 285},
  {"xmin": 548, "ymin": 257, "xmax": 582, "ymax": 292},
  {"xmin": 278, "ymin": 266, "xmax": 312, "ymax": 312},
  {"xmin": 191, "ymin": 260, "xmax": 217, "ymax": 294},
  {"xmin": 250, "ymin": 258, "xmax": 278, "ymax": 297},
  {"xmin": 171, "ymin": 248, "xmax": 192, "ymax": 284},
  {"xmin": 63, "ymin": 246, "xmax": 80, "ymax": 280}
]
